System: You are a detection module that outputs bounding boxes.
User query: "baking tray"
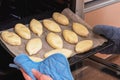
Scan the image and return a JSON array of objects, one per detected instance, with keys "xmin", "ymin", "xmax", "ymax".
[
  {"xmin": 0, "ymin": 8, "xmax": 111, "ymax": 65},
  {"xmin": 69, "ymin": 40, "xmax": 113, "ymax": 66}
]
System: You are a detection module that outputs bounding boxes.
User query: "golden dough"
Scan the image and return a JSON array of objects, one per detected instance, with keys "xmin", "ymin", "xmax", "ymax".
[
  {"xmin": 63, "ymin": 30, "xmax": 78, "ymax": 44},
  {"xmin": 43, "ymin": 19, "xmax": 61, "ymax": 32},
  {"xmin": 72, "ymin": 22, "xmax": 89, "ymax": 37},
  {"xmin": 75, "ymin": 40, "xmax": 93, "ymax": 53},
  {"xmin": 44, "ymin": 48, "xmax": 73, "ymax": 58},
  {"xmin": 46, "ymin": 32, "xmax": 63, "ymax": 49},
  {"xmin": 14, "ymin": 23, "xmax": 31, "ymax": 39},
  {"xmin": 1, "ymin": 31, "xmax": 21, "ymax": 46},
  {"xmin": 52, "ymin": 12, "xmax": 69, "ymax": 25},
  {"xmin": 30, "ymin": 19, "xmax": 43, "ymax": 37},
  {"xmin": 29, "ymin": 56, "xmax": 43, "ymax": 62},
  {"xmin": 26, "ymin": 38, "xmax": 42, "ymax": 55}
]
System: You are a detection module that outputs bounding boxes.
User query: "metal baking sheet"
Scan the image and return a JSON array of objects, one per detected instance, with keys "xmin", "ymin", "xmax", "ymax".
[{"xmin": 0, "ymin": 8, "xmax": 107, "ymax": 60}]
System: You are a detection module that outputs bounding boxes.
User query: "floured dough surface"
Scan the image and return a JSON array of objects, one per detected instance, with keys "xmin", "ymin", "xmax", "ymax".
[
  {"xmin": 1, "ymin": 31, "xmax": 21, "ymax": 46},
  {"xmin": 72, "ymin": 22, "xmax": 89, "ymax": 37},
  {"xmin": 46, "ymin": 32, "xmax": 63, "ymax": 49},
  {"xmin": 30, "ymin": 19, "xmax": 43, "ymax": 37},
  {"xmin": 52, "ymin": 12, "xmax": 69, "ymax": 25},
  {"xmin": 43, "ymin": 19, "xmax": 61, "ymax": 32},
  {"xmin": 63, "ymin": 30, "xmax": 78, "ymax": 44},
  {"xmin": 26, "ymin": 38, "xmax": 42, "ymax": 55},
  {"xmin": 44, "ymin": 48, "xmax": 73, "ymax": 58},
  {"xmin": 75, "ymin": 40, "xmax": 93, "ymax": 53},
  {"xmin": 15, "ymin": 23, "xmax": 31, "ymax": 39}
]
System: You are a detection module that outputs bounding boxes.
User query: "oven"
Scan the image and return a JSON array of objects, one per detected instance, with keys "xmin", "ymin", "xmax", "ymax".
[
  {"xmin": 0, "ymin": 0, "xmax": 84, "ymax": 25},
  {"xmin": 0, "ymin": 0, "xmax": 120, "ymax": 80},
  {"xmin": 0, "ymin": 0, "xmax": 84, "ymax": 80}
]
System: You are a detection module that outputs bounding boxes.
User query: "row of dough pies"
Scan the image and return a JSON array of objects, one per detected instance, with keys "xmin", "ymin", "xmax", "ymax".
[{"xmin": 1, "ymin": 12, "xmax": 93, "ymax": 59}]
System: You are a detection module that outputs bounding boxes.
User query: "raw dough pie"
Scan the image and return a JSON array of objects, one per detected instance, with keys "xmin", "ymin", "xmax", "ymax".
[
  {"xmin": 43, "ymin": 19, "xmax": 61, "ymax": 32},
  {"xmin": 30, "ymin": 19, "xmax": 43, "ymax": 37},
  {"xmin": 26, "ymin": 38, "xmax": 42, "ymax": 55},
  {"xmin": 63, "ymin": 30, "xmax": 78, "ymax": 44},
  {"xmin": 44, "ymin": 48, "xmax": 73, "ymax": 58},
  {"xmin": 46, "ymin": 32, "xmax": 63, "ymax": 49},
  {"xmin": 52, "ymin": 12, "xmax": 69, "ymax": 25},
  {"xmin": 14, "ymin": 23, "xmax": 31, "ymax": 39},
  {"xmin": 1, "ymin": 31, "xmax": 21, "ymax": 46},
  {"xmin": 75, "ymin": 40, "xmax": 93, "ymax": 53},
  {"xmin": 72, "ymin": 22, "xmax": 89, "ymax": 37},
  {"xmin": 29, "ymin": 56, "xmax": 43, "ymax": 62}
]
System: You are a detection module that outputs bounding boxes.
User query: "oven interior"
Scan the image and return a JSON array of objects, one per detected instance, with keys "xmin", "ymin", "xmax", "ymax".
[{"xmin": 0, "ymin": 0, "xmax": 68, "ymax": 24}]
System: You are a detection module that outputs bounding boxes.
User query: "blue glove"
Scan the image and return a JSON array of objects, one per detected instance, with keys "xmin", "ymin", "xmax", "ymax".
[
  {"xmin": 14, "ymin": 53, "xmax": 74, "ymax": 80},
  {"xmin": 93, "ymin": 25, "xmax": 120, "ymax": 54}
]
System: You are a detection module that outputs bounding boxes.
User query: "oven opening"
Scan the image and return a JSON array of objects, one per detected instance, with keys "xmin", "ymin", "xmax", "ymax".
[{"xmin": 0, "ymin": 0, "xmax": 69, "ymax": 24}]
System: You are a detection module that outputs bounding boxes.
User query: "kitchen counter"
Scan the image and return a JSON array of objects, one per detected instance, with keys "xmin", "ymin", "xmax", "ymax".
[{"xmin": 84, "ymin": 0, "xmax": 120, "ymax": 13}]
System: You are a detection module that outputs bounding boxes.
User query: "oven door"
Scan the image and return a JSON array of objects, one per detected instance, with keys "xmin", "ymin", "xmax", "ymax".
[{"xmin": 72, "ymin": 58, "xmax": 120, "ymax": 80}]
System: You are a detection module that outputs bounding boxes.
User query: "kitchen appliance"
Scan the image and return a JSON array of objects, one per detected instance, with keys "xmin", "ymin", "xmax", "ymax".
[{"xmin": 0, "ymin": 0, "xmax": 120, "ymax": 80}]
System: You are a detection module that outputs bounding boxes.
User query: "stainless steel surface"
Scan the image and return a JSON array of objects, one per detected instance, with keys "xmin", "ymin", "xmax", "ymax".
[
  {"xmin": 75, "ymin": 0, "xmax": 84, "ymax": 19},
  {"xmin": 84, "ymin": 0, "xmax": 120, "ymax": 13},
  {"xmin": 84, "ymin": 0, "xmax": 93, "ymax": 3},
  {"xmin": 69, "ymin": 0, "xmax": 84, "ymax": 19}
]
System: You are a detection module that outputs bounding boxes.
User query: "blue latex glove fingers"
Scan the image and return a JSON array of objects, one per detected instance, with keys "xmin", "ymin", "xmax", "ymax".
[
  {"xmin": 93, "ymin": 25, "xmax": 120, "ymax": 54},
  {"xmin": 14, "ymin": 54, "xmax": 40, "ymax": 80}
]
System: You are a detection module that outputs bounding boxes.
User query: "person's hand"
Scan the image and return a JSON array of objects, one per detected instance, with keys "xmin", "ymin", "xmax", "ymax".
[
  {"xmin": 14, "ymin": 54, "xmax": 74, "ymax": 80},
  {"xmin": 93, "ymin": 25, "xmax": 120, "ymax": 54},
  {"xmin": 20, "ymin": 68, "xmax": 53, "ymax": 80}
]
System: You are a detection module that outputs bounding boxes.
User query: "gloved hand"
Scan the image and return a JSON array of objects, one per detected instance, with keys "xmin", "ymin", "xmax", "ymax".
[
  {"xmin": 14, "ymin": 53, "xmax": 74, "ymax": 80},
  {"xmin": 20, "ymin": 68, "xmax": 53, "ymax": 80},
  {"xmin": 93, "ymin": 25, "xmax": 120, "ymax": 54}
]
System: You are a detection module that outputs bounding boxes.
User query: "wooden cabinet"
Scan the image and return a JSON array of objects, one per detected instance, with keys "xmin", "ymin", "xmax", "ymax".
[{"xmin": 85, "ymin": 2, "xmax": 120, "ymax": 28}]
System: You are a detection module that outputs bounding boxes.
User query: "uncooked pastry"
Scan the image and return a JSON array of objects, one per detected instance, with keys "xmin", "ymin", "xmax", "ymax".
[
  {"xmin": 75, "ymin": 40, "xmax": 93, "ymax": 53},
  {"xmin": 14, "ymin": 23, "xmax": 31, "ymax": 39},
  {"xmin": 52, "ymin": 12, "xmax": 69, "ymax": 25},
  {"xmin": 43, "ymin": 19, "xmax": 61, "ymax": 32},
  {"xmin": 30, "ymin": 19, "xmax": 43, "ymax": 37},
  {"xmin": 46, "ymin": 32, "xmax": 63, "ymax": 49},
  {"xmin": 1, "ymin": 31, "xmax": 21, "ymax": 46},
  {"xmin": 63, "ymin": 30, "xmax": 78, "ymax": 44},
  {"xmin": 29, "ymin": 56, "xmax": 43, "ymax": 62},
  {"xmin": 26, "ymin": 38, "xmax": 42, "ymax": 55},
  {"xmin": 44, "ymin": 48, "xmax": 73, "ymax": 58},
  {"xmin": 72, "ymin": 22, "xmax": 89, "ymax": 37}
]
